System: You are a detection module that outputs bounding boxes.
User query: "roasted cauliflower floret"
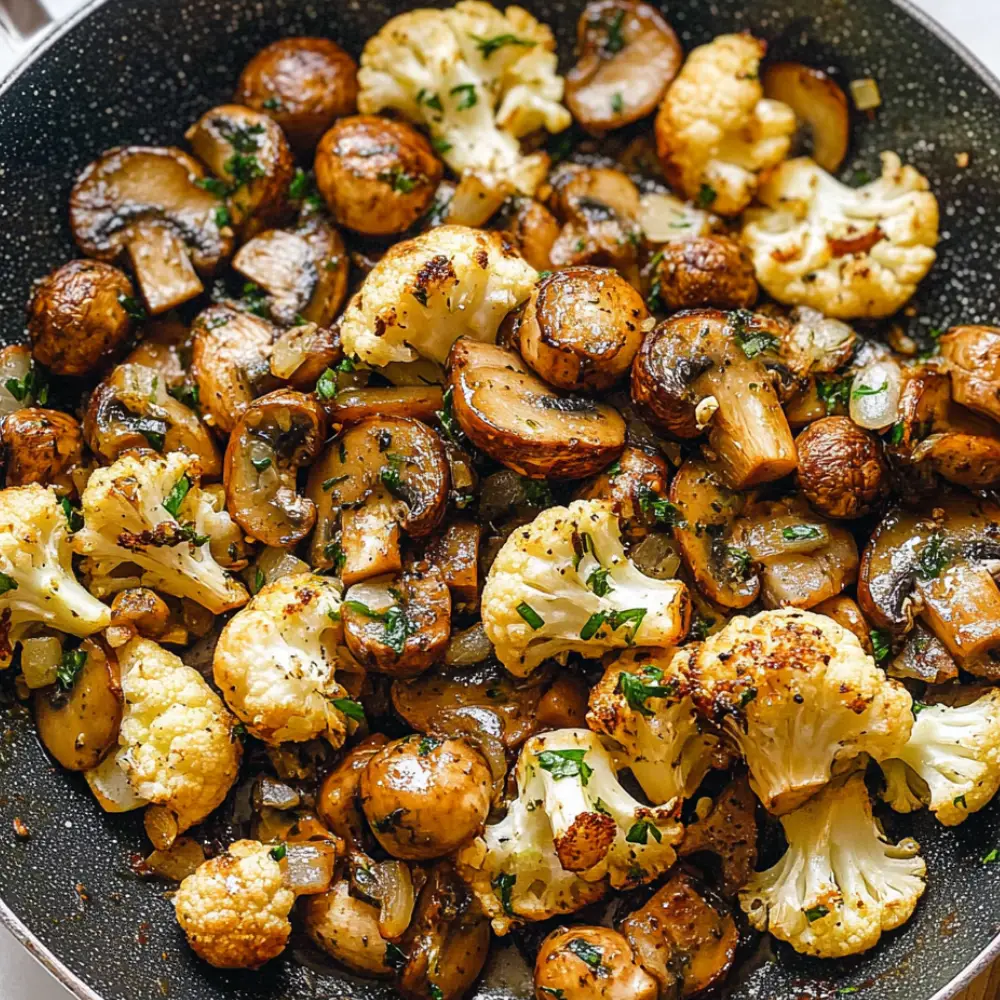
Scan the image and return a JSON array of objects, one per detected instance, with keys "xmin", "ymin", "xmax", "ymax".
[
  {"xmin": 654, "ymin": 33, "xmax": 796, "ymax": 216},
  {"xmin": 338, "ymin": 225, "xmax": 537, "ymax": 368},
  {"xmin": 587, "ymin": 649, "xmax": 719, "ymax": 806},
  {"xmin": 0, "ymin": 484, "xmax": 110, "ymax": 667},
  {"xmin": 692, "ymin": 608, "xmax": 912, "ymax": 814},
  {"xmin": 740, "ymin": 772, "xmax": 926, "ymax": 958},
  {"xmin": 174, "ymin": 840, "xmax": 295, "ymax": 969},
  {"xmin": 117, "ymin": 637, "xmax": 241, "ymax": 839},
  {"xmin": 741, "ymin": 153, "xmax": 939, "ymax": 318},
  {"xmin": 481, "ymin": 499, "xmax": 690, "ymax": 676},
  {"xmin": 73, "ymin": 451, "xmax": 248, "ymax": 614},
  {"xmin": 213, "ymin": 573, "xmax": 358, "ymax": 747},
  {"xmin": 880, "ymin": 688, "xmax": 1000, "ymax": 826},
  {"xmin": 357, "ymin": 1, "xmax": 571, "ymax": 195}
]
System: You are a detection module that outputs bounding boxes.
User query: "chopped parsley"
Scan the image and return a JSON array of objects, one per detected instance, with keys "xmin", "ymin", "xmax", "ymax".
[
  {"xmin": 592, "ymin": 8, "xmax": 626, "ymax": 54},
  {"xmin": 911, "ymin": 700, "xmax": 928, "ymax": 717},
  {"xmin": 983, "ymin": 849, "xmax": 999, "ymax": 864},
  {"xmin": 738, "ymin": 686, "xmax": 758, "ymax": 708},
  {"xmin": 610, "ymin": 92, "xmax": 624, "ymax": 114},
  {"xmin": 730, "ymin": 309, "xmax": 778, "ymax": 359},
  {"xmin": 251, "ymin": 456, "xmax": 272, "ymax": 472},
  {"xmin": 417, "ymin": 89, "xmax": 444, "ymax": 112},
  {"xmin": 431, "ymin": 137, "xmax": 452, "ymax": 154},
  {"xmin": 384, "ymin": 942, "xmax": 408, "ymax": 972},
  {"xmin": 450, "ymin": 83, "xmax": 478, "ymax": 110},
  {"xmin": 168, "ymin": 382, "xmax": 200, "ymax": 410},
  {"xmin": 380, "ymin": 452, "xmax": 408, "ymax": 499},
  {"xmin": 331, "ymin": 698, "xmax": 365, "ymax": 723},
  {"xmin": 916, "ymin": 531, "xmax": 949, "ymax": 580},
  {"xmin": 472, "ymin": 33, "xmax": 536, "ymax": 59},
  {"xmin": 954, "ymin": 793, "xmax": 968, "ymax": 809},
  {"xmin": 537, "ymin": 748, "xmax": 592, "ymax": 785},
  {"xmin": 587, "ymin": 567, "xmax": 613, "ymax": 597},
  {"xmin": 417, "ymin": 735, "xmax": 443, "ymax": 756},
  {"xmin": 580, "ymin": 607, "xmax": 647, "ymax": 645},
  {"xmin": 117, "ymin": 293, "xmax": 146, "ymax": 322},
  {"xmin": 516, "ymin": 602, "xmax": 545, "ymax": 630},
  {"xmin": 696, "ymin": 183, "xmax": 717, "ymax": 208},
  {"xmin": 889, "ymin": 421, "xmax": 905, "ymax": 446},
  {"xmin": 435, "ymin": 385, "xmax": 467, "ymax": 447},
  {"xmin": 343, "ymin": 599, "xmax": 413, "ymax": 656},
  {"xmin": 269, "ymin": 843, "xmax": 286, "ymax": 862},
  {"xmin": 288, "ymin": 167, "xmax": 324, "ymax": 209},
  {"xmin": 252, "ymin": 568, "xmax": 265, "ymax": 594},
  {"xmin": 315, "ymin": 367, "xmax": 338, "ymax": 401},
  {"xmin": 870, "ymin": 628, "xmax": 891, "ymax": 664},
  {"xmin": 521, "ymin": 477, "xmax": 554, "ymax": 507},
  {"xmin": 566, "ymin": 937, "xmax": 604, "ymax": 972},
  {"xmin": 616, "ymin": 665, "xmax": 678, "ymax": 716},
  {"xmin": 727, "ymin": 546, "xmax": 753, "ymax": 578},
  {"xmin": 56, "ymin": 648, "xmax": 87, "ymax": 690},
  {"xmin": 378, "ymin": 167, "xmax": 418, "ymax": 194},
  {"xmin": 636, "ymin": 485, "xmax": 686, "ymax": 527},
  {"xmin": 538, "ymin": 988, "xmax": 565, "ymax": 999},
  {"xmin": 781, "ymin": 525, "xmax": 821, "ymax": 541},
  {"xmin": 625, "ymin": 819, "xmax": 663, "ymax": 845},
  {"xmin": 59, "ymin": 497, "xmax": 83, "ymax": 533},
  {"xmin": 804, "ymin": 904, "xmax": 830, "ymax": 922},
  {"xmin": 5, "ymin": 367, "xmax": 47, "ymax": 405},
  {"xmin": 261, "ymin": 96, "xmax": 282, "ymax": 110},
  {"xmin": 322, "ymin": 474, "xmax": 349, "ymax": 491},
  {"xmin": 240, "ymin": 281, "xmax": 269, "ymax": 318},
  {"xmin": 491, "ymin": 872, "xmax": 516, "ymax": 915},
  {"xmin": 817, "ymin": 376, "xmax": 852, "ymax": 414},
  {"xmin": 161, "ymin": 475, "xmax": 191, "ymax": 517},
  {"xmin": 324, "ymin": 541, "xmax": 346, "ymax": 573},
  {"xmin": 428, "ymin": 986, "xmax": 444, "ymax": 1000},
  {"xmin": 851, "ymin": 379, "xmax": 887, "ymax": 399}
]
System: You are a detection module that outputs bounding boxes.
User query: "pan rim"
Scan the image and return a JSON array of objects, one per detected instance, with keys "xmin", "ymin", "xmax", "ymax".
[{"xmin": 2, "ymin": 0, "xmax": 1000, "ymax": 998}]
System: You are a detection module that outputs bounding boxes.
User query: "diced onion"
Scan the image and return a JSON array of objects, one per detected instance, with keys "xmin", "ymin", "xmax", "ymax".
[
  {"xmin": 85, "ymin": 751, "xmax": 148, "ymax": 814},
  {"xmin": 446, "ymin": 171, "xmax": 512, "ymax": 228},
  {"xmin": 254, "ymin": 775, "xmax": 301, "ymax": 811},
  {"xmin": 434, "ymin": 708, "xmax": 507, "ymax": 801},
  {"xmin": 638, "ymin": 192, "xmax": 708, "ymax": 242},
  {"xmin": 282, "ymin": 842, "xmax": 337, "ymax": 897},
  {"xmin": 371, "ymin": 860, "xmax": 415, "ymax": 939},
  {"xmin": 0, "ymin": 347, "xmax": 31, "ymax": 417},
  {"xmin": 256, "ymin": 547, "xmax": 312, "ymax": 587},
  {"xmin": 849, "ymin": 358, "xmax": 901, "ymax": 430},
  {"xmin": 20, "ymin": 636, "xmax": 63, "ymax": 689},
  {"xmin": 143, "ymin": 837, "xmax": 206, "ymax": 881},
  {"xmin": 849, "ymin": 77, "xmax": 881, "ymax": 111},
  {"xmin": 270, "ymin": 324, "xmax": 316, "ymax": 379},
  {"xmin": 381, "ymin": 359, "xmax": 445, "ymax": 387},
  {"xmin": 445, "ymin": 624, "xmax": 494, "ymax": 666}
]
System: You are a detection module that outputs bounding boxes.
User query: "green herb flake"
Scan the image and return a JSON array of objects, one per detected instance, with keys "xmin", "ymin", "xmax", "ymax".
[
  {"xmin": 587, "ymin": 566, "xmax": 613, "ymax": 598},
  {"xmin": 384, "ymin": 942, "xmax": 408, "ymax": 972},
  {"xmin": 538, "ymin": 988, "xmax": 565, "ymax": 999},
  {"xmin": 168, "ymin": 382, "xmax": 200, "ymax": 410},
  {"xmin": 594, "ymin": 8, "xmax": 626, "ymax": 54},
  {"xmin": 852, "ymin": 379, "xmax": 887, "ymax": 399},
  {"xmin": 251, "ymin": 456, "xmax": 272, "ymax": 472},
  {"xmin": 625, "ymin": 819, "xmax": 663, "ymax": 845},
  {"xmin": 378, "ymin": 167, "xmax": 418, "ymax": 194},
  {"xmin": 428, "ymin": 986, "xmax": 444, "ymax": 1000},
  {"xmin": 521, "ymin": 477, "xmax": 554, "ymax": 507},
  {"xmin": 472, "ymin": 33, "xmax": 536, "ymax": 59},
  {"xmin": 435, "ymin": 385, "xmax": 467, "ymax": 447},
  {"xmin": 738, "ymin": 686, "xmax": 758, "ymax": 709},
  {"xmin": 954, "ymin": 793, "xmax": 968, "ymax": 809},
  {"xmin": 917, "ymin": 531, "xmax": 949, "ymax": 580},
  {"xmin": 982, "ymin": 849, "xmax": 999, "ymax": 864},
  {"xmin": 269, "ymin": 843, "xmax": 287, "ymax": 861},
  {"xmin": 322, "ymin": 474, "xmax": 349, "ymax": 492},
  {"xmin": 316, "ymin": 368, "xmax": 338, "ymax": 401},
  {"xmin": 418, "ymin": 735, "xmax": 443, "ymax": 756},
  {"xmin": 636, "ymin": 485, "xmax": 686, "ymax": 527},
  {"xmin": 870, "ymin": 628, "xmax": 891, "ymax": 664},
  {"xmin": 516, "ymin": 602, "xmax": 545, "ymax": 630},
  {"xmin": 804, "ymin": 904, "xmax": 830, "ymax": 922},
  {"xmin": 431, "ymin": 136, "xmax": 453, "ymax": 154},
  {"xmin": 117, "ymin": 293, "xmax": 146, "ymax": 322},
  {"xmin": 889, "ymin": 421, "xmax": 905, "ymax": 446},
  {"xmin": 610, "ymin": 92, "xmax": 624, "ymax": 114},
  {"xmin": 491, "ymin": 872, "xmax": 517, "ymax": 915},
  {"xmin": 288, "ymin": 167, "xmax": 323, "ymax": 210},
  {"xmin": 537, "ymin": 748, "xmax": 593, "ymax": 785},
  {"xmin": 56, "ymin": 648, "xmax": 87, "ymax": 690},
  {"xmin": 566, "ymin": 936, "xmax": 604, "ymax": 971},
  {"xmin": 580, "ymin": 611, "xmax": 608, "ymax": 641},
  {"xmin": 616, "ymin": 668, "xmax": 678, "ymax": 716},
  {"xmin": 817, "ymin": 376, "xmax": 852, "ymax": 414},
  {"xmin": 727, "ymin": 546, "xmax": 753, "ymax": 578},
  {"xmin": 162, "ymin": 475, "xmax": 191, "ymax": 517},
  {"xmin": 331, "ymin": 697, "xmax": 366, "ymax": 723},
  {"xmin": 450, "ymin": 83, "xmax": 478, "ymax": 110},
  {"xmin": 781, "ymin": 525, "xmax": 821, "ymax": 541},
  {"xmin": 324, "ymin": 541, "xmax": 347, "ymax": 573},
  {"xmin": 912, "ymin": 700, "xmax": 928, "ymax": 717},
  {"xmin": 59, "ymin": 497, "xmax": 83, "ymax": 533},
  {"xmin": 696, "ymin": 183, "xmax": 717, "ymax": 208},
  {"xmin": 417, "ymin": 89, "xmax": 444, "ymax": 112},
  {"xmin": 214, "ymin": 204, "xmax": 231, "ymax": 228}
]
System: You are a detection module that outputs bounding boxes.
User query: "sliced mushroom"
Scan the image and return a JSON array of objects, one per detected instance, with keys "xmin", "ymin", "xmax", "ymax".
[
  {"xmin": 317, "ymin": 735, "xmax": 388, "ymax": 850},
  {"xmin": 762, "ymin": 63, "xmax": 850, "ymax": 173},
  {"xmin": 859, "ymin": 497, "xmax": 1000, "ymax": 673},
  {"xmin": 649, "ymin": 235, "xmax": 758, "ymax": 312},
  {"xmin": 235, "ymin": 37, "xmax": 358, "ymax": 154},
  {"xmin": 303, "ymin": 879, "xmax": 392, "ymax": 977},
  {"xmin": 1, "ymin": 408, "xmax": 83, "ymax": 491},
  {"xmin": 632, "ymin": 309, "xmax": 797, "ymax": 488},
  {"xmin": 185, "ymin": 105, "xmax": 294, "ymax": 232},
  {"xmin": 306, "ymin": 415, "xmax": 449, "ymax": 580},
  {"xmin": 729, "ymin": 496, "xmax": 859, "ymax": 609},
  {"xmin": 232, "ymin": 212, "xmax": 348, "ymax": 327},
  {"xmin": 224, "ymin": 389, "xmax": 327, "ymax": 547},
  {"xmin": 621, "ymin": 871, "xmax": 738, "ymax": 997},
  {"xmin": 497, "ymin": 197, "xmax": 560, "ymax": 272},
  {"xmin": 27, "ymin": 260, "xmax": 136, "ymax": 376},
  {"xmin": 108, "ymin": 588, "xmax": 173, "ymax": 645},
  {"xmin": 813, "ymin": 594, "xmax": 874, "ymax": 655},
  {"xmin": 637, "ymin": 191, "xmax": 712, "ymax": 244},
  {"xmin": 669, "ymin": 457, "xmax": 758, "ymax": 609},
  {"xmin": 447, "ymin": 338, "xmax": 626, "ymax": 479},
  {"xmin": 84, "ymin": 362, "xmax": 222, "ymax": 477},
  {"xmin": 424, "ymin": 520, "xmax": 480, "ymax": 610},
  {"xmin": 34, "ymin": 639, "xmax": 122, "ymax": 772},
  {"xmin": 329, "ymin": 386, "xmax": 445, "ymax": 427},
  {"xmin": 566, "ymin": 0, "xmax": 682, "ymax": 133},
  {"xmin": 123, "ymin": 315, "xmax": 191, "ymax": 388},
  {"xmin": 940, "ymin": 324, "xmax": 1000, "ymax": 423},
  {"xmin": 887, "ymin": 620, "xmax": 958, "ymax": 684},
  {"xmin": 343, "ymin": 565, "xmax": 451, "ymax": 678},
  {"xmin": 190, "ymin": 303, "xmax": 279, "ymax": 434},
  {"xmin": 795, "ymin": 416, "xmax": 889, "ymax": 519},
  {"xmin": 518, "ymin": 266, "xmax": 649, "ymax": 391},
  {"xmin": 69, "ymin": 146, "xmax": 233, "ymax": 314},
  {"xmin": 574, "ymin": 446, "xmax": 670, "ymax": 541}
]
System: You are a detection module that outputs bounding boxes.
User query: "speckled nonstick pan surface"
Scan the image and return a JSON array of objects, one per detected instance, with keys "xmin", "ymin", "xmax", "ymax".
[{"xmin": 1, "ymin": 1, "xmax": 1000, "ymax": 998}]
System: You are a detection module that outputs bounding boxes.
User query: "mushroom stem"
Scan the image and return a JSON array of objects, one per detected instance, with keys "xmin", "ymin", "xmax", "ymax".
[
  {"xmin": 126, "ymin": 223, "xmax": 204, "ymax": 314},
  {"xmin": 917, "ymin": 561, "xmax": 1000, "ymax": 666},
  {"xmin": 341, "ymin": 504, "xmax": 402, "ymax": 586}
]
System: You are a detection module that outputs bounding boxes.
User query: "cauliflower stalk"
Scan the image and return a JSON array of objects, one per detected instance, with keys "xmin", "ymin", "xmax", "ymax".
[
  {"xmin": 73, "ymin": 451, "xmax": 248, "ymax": 614},
  {"xmin": 880, "ymin": 688, "xmax": 1000, "ymax": 826},
  {"xmin": 692, "ymin": 609, "xmax": 912, "ymax": 814},
  {"xmin": 357, "ymin": 1, "xmax": 571, "ymax": 195},
  {"xmin": 116, "ymin": 637, "xmax": 241, "ymax": 838},
  {"xmin": 338, "ymin": 224, "xmax": 537, "ymax": 368},
  {"xmin": 587, "ymin": 649, "xmax": 719, "ymax": 806},
  {"xmin": 655, "ymin": 33, "xmax": 796, "ymax": 216},
  {"xmin": 174, "ymin": 840, "xmax": 295, "ymax": 969},
  {"xmin": 0, "ymin": 484, "xmax": 110, "ymax": 667},
  {"xmin": 481, "ymin": 499, "xmax": 691, "ymax": 676},
  {"xmin": 740, "ymin": 772, "xmax": 926, "ymax": 958},
  {"xmin": 741, "ymin": 152, "xmax": 939, "ymax": 318},
  {"xmin": 213, "ymin": 573, "xmax": 359, "ymax": 747}
]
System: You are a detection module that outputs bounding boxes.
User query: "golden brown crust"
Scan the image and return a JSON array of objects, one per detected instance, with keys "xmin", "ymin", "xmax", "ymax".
[
  {"xmin": 653, "ymin": 235, "xmax": 758, "ymax": 311},
  {"xmin": 1, "ymin": 408, "xmax": 83, "ymax": 491}
]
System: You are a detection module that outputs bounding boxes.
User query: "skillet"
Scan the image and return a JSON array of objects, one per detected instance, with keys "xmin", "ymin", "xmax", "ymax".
[{"xmin": 2, "ymin": 0, "xmax": 1000, "ymax": 997}]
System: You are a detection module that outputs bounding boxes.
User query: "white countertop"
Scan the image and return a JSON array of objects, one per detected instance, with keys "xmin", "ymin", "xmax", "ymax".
[{"xmin": 2, "ymin": 0, "xmax": 1000, "ymax": 997}]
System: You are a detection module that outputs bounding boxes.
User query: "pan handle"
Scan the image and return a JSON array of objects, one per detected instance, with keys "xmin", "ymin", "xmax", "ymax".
[{"xmin": 0, "ymin": 0, "xmax": 52, "ymax": 44}]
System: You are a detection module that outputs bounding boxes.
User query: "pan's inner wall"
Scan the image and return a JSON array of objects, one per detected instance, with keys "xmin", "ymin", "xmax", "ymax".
[{"xmin": 2, "ymin": 1, "xmax": 1000, "ymax": 998}]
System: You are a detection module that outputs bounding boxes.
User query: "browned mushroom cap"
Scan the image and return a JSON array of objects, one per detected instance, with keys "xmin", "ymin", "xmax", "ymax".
[
  {"xmin": 1, "ymin": 408, "xmax": 83, "ymax": 491},
  {"xmin": 762, "ymin": 63, "xmax": 850, "ymax": 174},
  {"xmin": 190, "ymin": 303, "xmax": 280, "ymax": 435},
  {"xmin": 859, "ymin": 497, "xmax": 1000, "ymax": 673},
  {"xmin": 632, "ymin": 309, "xmax": 797, "ymax": 489},
  {"xmin": 232, "ymin": 212, "xmax": 348, "ymax": 327},
  {"xmin": 423, "ymin": 520, "xmax": 480, "ymax": 610},
  {"xmin": 123, "ymin": 315, "xmax": 191, "ymax": 388},
  {"xmin": 69, "ymin": 146, "xmax": 233, "ymax": 314},
  {"xmin": 328, "ymin": 386, "xmax": 444, "ymax": 427},
  {"xmin": 316, "ymin": 734, "xmax": 388, "ymax": 850},
  {"xmin": 235, "ymin": 37, "xmax": 358, "ymax": 154},
  {"xmin": 728, "ymin": 496, "xmax": 859, "ymax": 610},
  {"xmin": 84, "ymin": 363, "xmax": 222, "ymax": 478},
  {"xmin": 622, "ymin": 871, "xmax": 738, "ymax": 997},
  {"xmin": 497, "ymin": 197, "xmax": 560, "ymax": 272},
  {"xmin": 447, "ymin": 338, "xmax": 626, "ymax": 479},
  {"xmin": 812, "ymin": 594, "xmax": 874, "ymax": 655},
  {"xmin": 27, "ymin": 260, "xmax": 135, "ymax": 376},
  {"xmin": 547, "ymin": 165, "xmax": 643, "ymax": 282},
  {"xmin": 185, "ymin": 105, "xmax": 295, "ymax": 233},
  {"xmin": 343, "ymin": 564, "xmax": 451, "ymax": 678},
  {"xmin": 315, "ymin": 115, "xmax": 442, "ymax": 236},
  {"xmin": 108, "ymin": 588, "xmax": 173, "ymax": 643},
  {"xmin": 575, "ymin": 446, "xmax": 670, "ymax": 541},
  {"xmin": 306, "ymin": 415, "xmax": 449, "ymax": 580},
  {"xmin": 669, "ymin": 457, "xmax": 759, "ymax": 609},
  {"xmin": 650, "ymin": 236, "xmax": 758, "ymax": 312},
  {"xmin": 398, "ymin": 863, "xmax": 491, "ymax": 1000},
  {"xmin": 887, "ymin": 620, "xmax": 958, "ymax": 684},
  {"xmin": 535, "ymin": 926, "xmax": 659, "ymax": 1000},
  {"xmin": 34, "ymin": 639, "xmax": 122, "ymax": 772},
  {"xmin": 795, "ymin": 416, "xmax": 888, "ymax": 519},
  {"xmin": 223, "ymin": 389, "xmax": 327, "ymax": 548},
  {"xmin": 518, "ymin": 266, "xmax": 650, "ymax": 392},
  {"xmin": 940, "ymin": 325, "xmax": 1000, "ymax": 423},
  {"xmin": 566, "ymin": 0, "xmax": 682, "ymax": 133}
]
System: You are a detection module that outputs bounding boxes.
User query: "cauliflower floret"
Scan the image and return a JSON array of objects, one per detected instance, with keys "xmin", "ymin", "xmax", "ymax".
[
  {"xmin": 357, "ymin": 1, "xmax": 571, "ymax": 195},
  {"xmin": 481, "ymin": 499, "xmax": 691, "ymax": 676},
  {"xmin": 740, "ymin": 772, "xmax": 926, "ymax": 958},
  {"xmin": 741, "ymin": 153, "xmax": 939, "ymax": 318},
  {"xmin": 654, "ymin": 33, "xmax": 796, "ymax": 216},
  {"xmin": 174, "ymin": 840, "xmax": 295, "ymax": 969},
  {"xmin": 587, "ymin": 649, "xmax": 719, "ymax": 806},
  {"xmin": 0, "ymin": 484, "xmax": 110, "ymax": 667},
  {"xmin": 117, "ymin": 637, "xmax": 241, "ymax": 838},
  {"xmin": 880, "ymin": 688, "xmax": 1000, "ymax": 826},
  {"xmin": 214, "ymin": 573, "xmax": 358, "ymax": 747},
  {"xmin": 338, "ymin": 224, "xmax": 537, "ymax": 368},
  {"xmin": 73, "ymin": 451, "xmax": 248, "ymax": 614},
  {"xmin": 692, "ymin": 608, "xmax": 912, "ymax": 814}
]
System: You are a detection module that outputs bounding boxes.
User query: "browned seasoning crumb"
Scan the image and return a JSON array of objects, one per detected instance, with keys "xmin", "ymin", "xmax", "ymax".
[
  {"xmin": 75, "ymin": 882, "xmax": 90, "ymax": 902},
  {"xmin": 12, "ymin": 816, "xmax": 30, "ymax": 840},
  {"xmin": 955, "ymin": 151, "xmax": 970, "ymax": 168}
]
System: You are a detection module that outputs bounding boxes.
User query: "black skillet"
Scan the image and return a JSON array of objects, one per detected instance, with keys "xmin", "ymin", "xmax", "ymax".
[{"xmin": 2, "ymin": 0, "xmax": 1000, "ymax": 997}]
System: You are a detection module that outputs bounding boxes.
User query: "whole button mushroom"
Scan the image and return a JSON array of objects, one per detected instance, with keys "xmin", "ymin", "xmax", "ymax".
[
  {"xmin": 1, "ymin": 408, "xmax": 83, "ymax": 491},
  {"xmin": 360, "ymin": 735, "xmax": 492, "ymax": 860},
  {"xmin": 650, "ymin": 235, "xmax": 758, "ymax": 311}
]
